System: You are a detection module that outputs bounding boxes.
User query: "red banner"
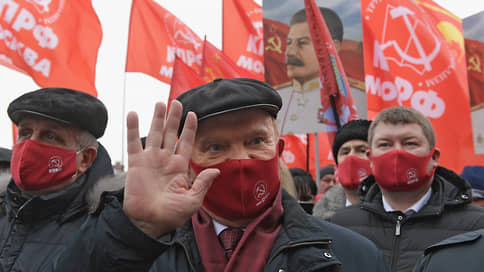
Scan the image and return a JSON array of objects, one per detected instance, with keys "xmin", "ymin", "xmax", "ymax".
[
  {"xmin": 362, "ymin": 0, "xmax": 483, "ymax": 172},
  {"xmin": 263, "ymin": 18, "xmax": 291, "ymax": 87},
  {"xmin": 281, "ymin": 134, "xmax": 334, "ymax": 179},
  {"xmin": 0, "ymin": 0, "xmax": 102, "ymax": 96},
  {"xmin": 200, "ymin": 39, "xmax": 254, "ymax": 81},
  {"xmin": 465, "ymin": 39, "xmax": 484, "ymax": 107},
  {"xmin": 168, "ymin": 56, "xmax": 206, "ymax": 109},
  {"xmin": 222, "ymin": 0, "xmax": 264, "ymax": 80},
  {"xmin": 304, "ymin": 0, "xmax": 358, "ymax": 143},
  {"xmin": 126, "ymin": 0, "xmax": 203, "ymax": 84}
]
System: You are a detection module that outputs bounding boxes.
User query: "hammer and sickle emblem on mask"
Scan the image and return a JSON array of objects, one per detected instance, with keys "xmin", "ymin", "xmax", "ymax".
[
  {"xmin": 468, "ymin": 55, "xmax": 481, "ymax": 73},
  {"xmin": 265, "ymin": 35, "xmax": 282, "ymax": 54}
]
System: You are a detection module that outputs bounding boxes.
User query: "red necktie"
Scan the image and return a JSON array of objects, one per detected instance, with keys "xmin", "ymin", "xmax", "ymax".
[{"xmin": 219, "ymin": 228, "xmax": 244, "ymax": 259}]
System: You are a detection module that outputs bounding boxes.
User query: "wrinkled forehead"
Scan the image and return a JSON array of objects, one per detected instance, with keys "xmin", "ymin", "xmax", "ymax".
[{"xmin": 195, "ymin": 109, "xmax": 277, "ymax": 138}]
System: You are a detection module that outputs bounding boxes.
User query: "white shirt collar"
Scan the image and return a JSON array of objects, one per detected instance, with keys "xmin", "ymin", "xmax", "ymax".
[
  {"xmin": 212, "ymin": 219, "xmax": 227, "ymax": 236},
  {"xmin": 382, "ymin": 187, "xmax": 433, "ymax": 214},
  {"xmin": 345, "ymin": 198, "xmax": 352, "ymax": 207}
]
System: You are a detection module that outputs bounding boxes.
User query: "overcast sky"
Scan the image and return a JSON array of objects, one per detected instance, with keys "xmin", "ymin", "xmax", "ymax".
[{"xmin": 0, "ymin": 0, "xmax": 482, "ymax": 167}]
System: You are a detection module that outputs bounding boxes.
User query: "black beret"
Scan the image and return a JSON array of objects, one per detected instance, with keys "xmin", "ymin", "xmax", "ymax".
[
  {"xmin": 332, "ymin": 119, "xmax": 371, "ymax": 164},
  {"xmin": 176, "ymin": 78, "xmax": 282, "ymax": 134},
  {"xmin": 7, "ymin": 88, "xmax": 108, "ymax": 138},
  {"xmin": 319, "ymin": 164, "xmax": 334, "ymax": 178}
]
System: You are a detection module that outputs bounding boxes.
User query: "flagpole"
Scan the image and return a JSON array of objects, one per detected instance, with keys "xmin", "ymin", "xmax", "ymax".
[
  {"xmin": 120, "ymin": 0, "xmax": 135, "ymax": 169},
  {"xmin": 330, "ymin": 95, "xmax": 341, "ymax": 129},
  {"xmin": 314, "ymin": 132, "xmax": 320, "ymax": 192},
  {"xmin": 306, "ymin": 133, "xmax": 310, "ymax": 172}
]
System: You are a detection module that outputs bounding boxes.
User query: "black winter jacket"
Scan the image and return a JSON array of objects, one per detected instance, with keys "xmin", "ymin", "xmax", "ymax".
[
  {"xmin": 0, "ymin": 144, "xmax": 114, "ymax": 272},
  {"xmin": 48, "ymin": 187, "xmax": 390, "ymax": 272},
  {"xmin": 412, "ymin": 228, "xmax": 484, "ymax": 272},
  {"xmin": 330, "ymin": 166, "xmax": 484, "ymax": 272}
]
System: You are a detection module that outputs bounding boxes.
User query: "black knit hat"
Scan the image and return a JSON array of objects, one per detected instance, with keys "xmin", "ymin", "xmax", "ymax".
[
  {"xmin": 332, "ymin": 119, "xmax": 371, "ymax": 164},
  {"xmin": 8, "ymin": 88, "xmax": 108, "ymax": 138},
  {"xmin": 176, "ymin": 78, "xmax": 282, "ymax": 135}
]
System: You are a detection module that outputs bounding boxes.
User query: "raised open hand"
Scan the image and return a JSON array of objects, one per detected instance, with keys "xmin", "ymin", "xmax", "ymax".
[{"xmin": 123, "ymin": 100, "xmax": 219, "ymax": 238}]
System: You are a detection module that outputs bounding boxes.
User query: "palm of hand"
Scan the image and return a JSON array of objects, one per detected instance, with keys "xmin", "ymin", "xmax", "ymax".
[{"xmin": 123, "ymin": 101, "xmax": 219, "ymax": 238}]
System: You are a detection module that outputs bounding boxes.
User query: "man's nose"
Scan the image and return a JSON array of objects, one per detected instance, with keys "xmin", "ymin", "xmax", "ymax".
[
  {"xmin": 286, "ymin": 42, "xmax": 297, "ymax": 56},
  {"xmin": 229, "ymin": 146, "xmax": 252, "ymax": 160},
  {"xmin": 29, "ymin": 131, "xmax": 41, "ymax": 142}
]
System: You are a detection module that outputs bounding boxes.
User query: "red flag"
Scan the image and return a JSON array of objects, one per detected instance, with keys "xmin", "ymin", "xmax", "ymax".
[
  {"xmin": 304, "ymin": 0, "xmax": 358, "ymax": 143},
  {"xmin": 168, "ymin": 56, "xmax": 206, "ymax": 108},
  {"xmin": 126, "ymin": 0, "xmax": 203, "ymax": 84},
  {"xmin": 0, "ymin": 0, "xmax": 102, "ymax": 96},
  {"xmin": 200, "ymin": 39, "xmax": 255, "ymax": 82},
  {"xmin": 263, "ymin": 18, "xmax": 291, "ymax": 87},
  {"xmin": 222, "ymin": 0, "xmax": 264, "ymax": 80},
  {"xmin": 281, "ymin": 134, "xmax": 334, "ymax": 180},
  {"xmin": 361, "ymin": 0, "xmax": 484, "ymax": 172},
  {"xmin": 465, "ymin": 39, "xmax": 484, "ymax": 107}
]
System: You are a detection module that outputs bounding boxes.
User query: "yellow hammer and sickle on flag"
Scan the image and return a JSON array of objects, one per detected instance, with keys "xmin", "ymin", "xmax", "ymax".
[
  {"xmin": 265, "ymin": 35, "xmax": 282, "ymax": 54},
  {"xmin": 468, "ymin": 55, "xmax": 481, "ymax": 73}
]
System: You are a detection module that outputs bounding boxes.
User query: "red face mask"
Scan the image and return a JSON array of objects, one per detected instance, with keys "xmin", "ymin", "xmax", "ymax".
[
  {"xmin": 370, "ymin": 148, "xmax": 437, "ymax": 192},
  {"xmin": 190, "ymin": 153, "xmax": 280, "ymax": 221},
  {"xmin": 11, "ymin": 139, "xmax": 79, "ymax": 191},
  {"xmin": 335, "ymin": 155, "xmax": 372, "ymax": 190}
]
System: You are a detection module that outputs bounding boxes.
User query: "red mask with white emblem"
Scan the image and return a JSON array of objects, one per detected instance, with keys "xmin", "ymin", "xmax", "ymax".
[
  {"xmin": 335, "ymin": 155, "xmax": 372, "ymax": 190},
  {"xmin": 190, "ymin": 153, "xmax": 280, "ymax": 221},
  {"xmin": 11, "ymin": 139, "xmax": 78, "ymax": 191},
  {"xmin": 370, "ymin": 148, "xmax": 436, "ymax": 192}
]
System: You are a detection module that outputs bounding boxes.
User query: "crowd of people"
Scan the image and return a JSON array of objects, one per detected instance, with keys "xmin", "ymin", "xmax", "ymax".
[
  {"xmin": 0, "ymin": 5, "xmax": 483, "ymax": 272},
  {"xmin": 0, "ymin": 78, "xmax": 483, "ymax": 272}
]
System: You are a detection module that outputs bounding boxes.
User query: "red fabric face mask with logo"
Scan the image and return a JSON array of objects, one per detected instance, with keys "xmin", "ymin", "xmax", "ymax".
[
  {"xmin": 370, "ymin": 148, "xmax": 436, "ymax": 192},
  {"xmin": 336, "ymin": 155, "xmax": 372, "ymax": 190},
  {"xmin": 190, "ymin": 153, "xmax": 280, "ymax": 221},
  {"xmin": 11, "ymin": 139, "xmax": 78, "ymax": 191}
]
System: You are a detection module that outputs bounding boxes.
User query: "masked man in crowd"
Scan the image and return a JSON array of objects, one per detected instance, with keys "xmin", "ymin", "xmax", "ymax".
[
  {"xmin": 48, "ymin": 78, "xmax": 389, "ymax": 272},
  {"xmin": 331, "ymin": 106, "xmax": 484, "ymax": 272},
  {"xmin": 0, "ymin": 88, "xmax": 114, "ymax": 271},
  {"xmin": 313, "ymin": 119, "xmax": 372, "ymax": 220}
]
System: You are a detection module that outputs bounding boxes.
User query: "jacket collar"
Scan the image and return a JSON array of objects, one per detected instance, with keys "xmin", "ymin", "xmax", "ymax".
[{"xmin": 171, "ymin": 190, "xmax": 338, "ymax": 270}]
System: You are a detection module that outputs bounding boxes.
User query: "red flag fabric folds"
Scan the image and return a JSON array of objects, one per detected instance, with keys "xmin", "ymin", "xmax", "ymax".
[
  {"xmin": 222, "ymin": 0, "xmax": 264, "ymax": 80},
  {"xmin": 200, "ymin": 39, "xmax": 255, "ymax": 82},
  {"xmin": 304, "ymin": 0, "xmax": 358, "ymax": 143},
  {"xmin": 168, "ymin": 56, "xmax": 206, "ymax": 108},
  {"xmin": 0, "ymin": 0, "xmax": 102, "ymax": 96},
  {"xmin": 126, "ymin": 0, "xmax": 203, "ymax": 84},
  {"xmin": 361, "ymin": 0, "xmax": 483, "ymax": 172},
  {"xmin": 465, "ymin": 39, "xmax": 484, "ymax": 107}
]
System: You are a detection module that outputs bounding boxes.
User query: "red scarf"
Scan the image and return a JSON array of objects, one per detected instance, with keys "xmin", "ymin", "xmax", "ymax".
[{"xmin": 192, "ymin": 187, "xmax": 283, "ymax": 272}]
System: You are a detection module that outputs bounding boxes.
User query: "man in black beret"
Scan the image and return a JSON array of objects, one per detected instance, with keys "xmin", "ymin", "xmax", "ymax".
[
  {"xmin": 0, "ymin": 88, "xmax": 114, "ymax": 271},
  {"xmin": 48, "ymin": 78, "xmax": 389, "ymax": 272}
]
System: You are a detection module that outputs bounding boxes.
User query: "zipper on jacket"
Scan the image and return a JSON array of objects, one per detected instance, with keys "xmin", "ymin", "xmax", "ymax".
[
  {"xmin": 177, "ymin": 240, "xmax": 196, "ymax": 271},
  {"xmin": 14, "ymin": 197, "xmax": 34, "ymax": 219},
  {"xmin": 267, "ymin": 240, "xmax": 332, "ymax": 266},
  {"xmin": 395, "ymin": 215, "xmax": 403, "ymax": 236}
]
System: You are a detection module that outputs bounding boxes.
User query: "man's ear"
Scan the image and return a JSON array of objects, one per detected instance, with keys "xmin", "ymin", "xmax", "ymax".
[
  {"xmin": 278, "ymin": 138, "xmax": 285, "ymax": 157},
  {"xmin": 431, "ymin": 147, "xmax": 440, "ymax": 166},
  {"xmin": 77, "ymin": 146, "xmax": 97, "ymax": 174}
]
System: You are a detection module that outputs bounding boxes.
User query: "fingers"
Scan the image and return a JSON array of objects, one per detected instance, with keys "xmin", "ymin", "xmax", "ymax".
[
  {"xmin": 145, "ymin": 102, "xmax": 167, "ymax": 150},
  {"xmin": 127, "ymin": 111, "xmax": 142, "ymax": 156},
  {"xmin": 176, "ymin": 111, "xmax": 198, "ymax": 160},
  {"xmin": 190, "ymin": 168, "xmax": 220, "ymax": 197},
  {"xmin": 162, "ymin": 100, "xmax": 183, "ymax": 153}
]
